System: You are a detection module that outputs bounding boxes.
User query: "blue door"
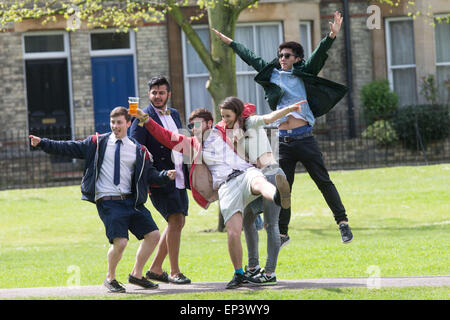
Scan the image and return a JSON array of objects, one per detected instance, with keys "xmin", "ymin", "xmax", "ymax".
[{"xmin": 91, "ymin": 55, "xmax": 135, "ymax": 133}]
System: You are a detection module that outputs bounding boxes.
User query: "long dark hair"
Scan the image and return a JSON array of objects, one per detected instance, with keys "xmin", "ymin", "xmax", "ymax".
[{"xmin": 218, "ymin": 96, "xmax": 245, "ymax": 129}]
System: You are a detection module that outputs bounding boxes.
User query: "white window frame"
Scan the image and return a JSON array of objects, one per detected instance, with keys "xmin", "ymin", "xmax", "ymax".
[
  {"xmin": 434, "ymin": 14, "xmax": 450, "ymax": 67},
  {"xmin": 299, "ymin": 21, "xmax": 313, "ymax": 59},
  {"xmin": 22, "ymin": 31, "xmax": 75, "ymax": 140},
  {"xmin": 89, "ymin": 29, "xmax": 138, "ymax": 97},
  {"xmin": 384, "ymin": 17, "xmax": 417, "ymax": 93},
  {"xmin": 181, "ymin": 22, "xmax": 283, "ymax": 121}
]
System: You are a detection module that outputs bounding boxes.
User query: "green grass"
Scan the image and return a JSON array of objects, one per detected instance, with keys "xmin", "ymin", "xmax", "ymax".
[{"xmin": 0, "ymin": 164, "xmax": 449, "ymax": 299}]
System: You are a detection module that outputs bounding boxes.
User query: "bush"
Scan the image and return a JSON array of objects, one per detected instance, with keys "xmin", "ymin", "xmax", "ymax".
[
  {"xmin": 361, "ymin": 79, "xmax": 399, "ymax": 125},
  {"xmin": 362, "ymin": 120, "xmax": 398, "ymax": 146},
  {"xmin": 391, "ymin": 104, "xmax": 450, "ymax": 149}
]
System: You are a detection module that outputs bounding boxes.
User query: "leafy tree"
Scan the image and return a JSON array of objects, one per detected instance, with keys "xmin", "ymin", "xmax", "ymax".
[{"xmin": 0, "ymin": 0, "xmax": 258, "ymax": 120}]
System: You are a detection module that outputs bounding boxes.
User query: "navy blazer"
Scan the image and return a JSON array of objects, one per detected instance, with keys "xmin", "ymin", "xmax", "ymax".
[
  {"xmin": 130, "ymin": 104, "xmax": 190, "ymax": 191},
  {"xmin": 38, "ymin": 132, "xmax": 170, "ymax": 206}
]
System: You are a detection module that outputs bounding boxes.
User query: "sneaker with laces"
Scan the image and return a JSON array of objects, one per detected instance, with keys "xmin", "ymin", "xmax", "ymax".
[
  {"xmin": 280, "ymin": 234, "xmax": 290, "ymax": 249},
  {"xmin": 243, "ymin": 265, "xmax": 261, "ymax": 283},
  {"xmin": 226, "ymin": 273, "xmax": 248, "ymax": 289},
  {"xmin": 339, "ymin": 223, "xmax": 353, "ymax": 244},
  {"xmin": 247, "ymin": 271, "xmax": 277, "ymax": 286},
  {"xmin": 104, "ymin": 278, "xmax": 126, "ymax": 293}
]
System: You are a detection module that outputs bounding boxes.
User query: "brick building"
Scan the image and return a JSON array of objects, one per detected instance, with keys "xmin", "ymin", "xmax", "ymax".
[{"xmin": 0, "ymin": 0, "xmax": 448, "ymax": 188}]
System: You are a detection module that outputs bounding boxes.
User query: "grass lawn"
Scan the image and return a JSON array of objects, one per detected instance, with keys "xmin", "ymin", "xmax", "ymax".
[{"xmin": 0, "ymin": 164, "xmax": 449, "ymax": 300}]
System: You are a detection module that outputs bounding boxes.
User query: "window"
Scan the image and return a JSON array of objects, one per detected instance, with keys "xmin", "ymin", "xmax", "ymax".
[
  {"xmin": 91, "ymin": 32, "xmax": 131, "ymax": 51},
  {"xmin": 385, "ymin": 18, "xmax": 417, "ymax": 106},
  {"xmin": 299, "ymin": 21, "xmax": 312, "ymax": 60},
  {"xmin": 434, "ymin": 16, "xmax": 450, "ymax": 104},
  {"xmin": 182, "ymin": 23, "xmax": 283, "ymax": 119}
]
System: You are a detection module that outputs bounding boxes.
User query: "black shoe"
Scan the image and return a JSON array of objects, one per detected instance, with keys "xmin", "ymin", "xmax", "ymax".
[
  {"xmin": 226, "ymin": 273, "xmax": 248, "ymax": 289},
  {"xmin": 146, "ymin": 270, "xmax": 169, "ymax": 283},
  {"xmin": 274, "ymin": 174, "xmax": 291, "ymax": 209},
  {"xmin": 339, "ymin": 223, "xmax": 353, "ymax": 244},
  {"xmin": 243, "ymin": 265, "xmax": 261, "ymax": 283},
  {"xmin": 104, "ymin": 278, "xmax": 126, "ymax": 293},
  {"xmin": 128, "ymin": 274, "xmax": 159, "ymax": 289},
  {"xmin": 168, "ymin": 273, "xmax": 191, "ymax": 284},
  {"xmin": 280, "ymin": 234, "xmax": 290, "ymax": 249}
]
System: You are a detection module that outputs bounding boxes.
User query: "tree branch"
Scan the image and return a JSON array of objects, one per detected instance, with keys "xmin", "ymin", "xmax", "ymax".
[{"xmin": 167, "ymin": 0, "xmax": 215, "ymax": 72}]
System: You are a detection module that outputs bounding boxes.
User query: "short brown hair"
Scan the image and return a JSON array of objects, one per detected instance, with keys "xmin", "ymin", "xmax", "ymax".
[
  {"xmin": 188, "ymin": 108, "xmax": 213, "ymax": 123},
  {"xmin": 110, "ymin": 106, "xmax": 131, "ymax": 122}
]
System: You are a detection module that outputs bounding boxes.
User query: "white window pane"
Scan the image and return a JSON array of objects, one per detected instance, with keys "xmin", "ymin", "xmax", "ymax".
[
  {"xmin": 185, "ymin": 28, "xmax": 210, "ymax": 74},
  {"xmin": 436, "ymin": 66, "xmax": 450, "ymax": 104},
  {"xmin": 300, "ymin": 23, "xmax": 312, "ymax": 59},
  {"xmin": 256, "ymin": 25, "xmax": 279, "ymax": 61},
  {"xmin": 189, "ymin": 76, "xmax": 213, "ymax": 112},
  {"xmin": 235, "ymin": 26, "xmax": 255, "ymax": 72},
  {"xmin": 237, "ymin": 75, "xmax": 257, "ymax": 104},
  {"xmin": 393, "ymin": 68, "xmax": 417, "ymax": 106},
  {"xmin": 389, "ymin": 20, "xmax": 415, "ymax": 66},
  {"xmin": 435, "ymin": 20, "xmax": 450, "ymax": 63},
  {"xmin": 24, "ymin": 35, "xmax": 64, "ymax": 53}
]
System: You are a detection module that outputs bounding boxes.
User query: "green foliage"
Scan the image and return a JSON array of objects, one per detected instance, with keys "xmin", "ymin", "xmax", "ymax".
[
  {"xmin": 362, "ymin": 120, "xmax": 398, "ymax": 146},
  {"xmin": 420, "ymin": 74, "xmax": 440, "ymax": 104},
  {"xmin": 391, "ymin": 104, "xmax": 450, "ymax": 149},
  {"xmin": 361, "ymin": 79, "xmax": 399, "ymax": 125}
]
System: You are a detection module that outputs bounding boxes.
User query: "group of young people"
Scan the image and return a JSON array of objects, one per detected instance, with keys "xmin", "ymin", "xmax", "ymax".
[{"xmin": 30, "ymin": 11, "xmax": 353, "ymax": 292}]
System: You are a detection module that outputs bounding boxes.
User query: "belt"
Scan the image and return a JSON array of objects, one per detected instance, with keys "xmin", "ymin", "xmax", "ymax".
[
  {"xmin": 97, "ymin": 194, "xmax": 133, "ymax": 202},
  {"xmin": 279, "ymin": 131, "xmax": 313, "ymax": 143},
  {"xmin": 226, "ymin": 170, "xmax": 245, "ymax": 183}
]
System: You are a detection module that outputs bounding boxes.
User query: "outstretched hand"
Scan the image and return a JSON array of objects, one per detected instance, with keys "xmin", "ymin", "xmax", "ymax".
[
  {"xmin": 289, "ymin": 100, "xmax": 307, "ymax": 113},
  {"xmin": 329, "ymin": 11, "xmax": 343, "ymax": 38},
  {"xmin": 166, "ymin": 170, "xmax": 177, "ymax": 180},
  {"xmin": 211, "ymin": 28, "xmax": 232, "ymax": 45},
  {"xmin": 129, "ymin": 108, "xmax": 146, "ymax": 121},
  {"xmin": 29, "ymin": 135, "xmax": 41, "ymax": 147}
]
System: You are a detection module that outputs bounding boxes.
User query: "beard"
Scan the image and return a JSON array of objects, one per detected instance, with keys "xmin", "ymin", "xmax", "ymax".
[{"xmin": 152, "ymin": 96, "xmax": 169, "ymax": 109}]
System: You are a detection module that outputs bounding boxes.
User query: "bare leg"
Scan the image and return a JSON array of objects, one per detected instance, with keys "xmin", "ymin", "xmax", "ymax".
[
  {"xmin": 149, "ymin": 227, "xmax": 169, "ymax": 275},
  {"xmin": 130, "ymin": 230, "xmax": 160, "ymax": 278},
  {"xmin": 225, "ymin": 212, "xmax": 244, "ymax": 270},
  {"xmin": 106, "ymin": 238, "xmax": 128, "ymax": 281},
  {"xmin": 166, "ymin": 213, "xmax": 185, "ymax": 277}
]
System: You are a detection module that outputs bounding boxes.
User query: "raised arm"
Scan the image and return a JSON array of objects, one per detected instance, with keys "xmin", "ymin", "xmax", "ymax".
[
  {"xmin": 212, "ymin": 28, "xmax": 269, "ymax": 72},
  {"xmin": 262, "ymin": 100, "xmax": 306, "ymax": 125},
  {"xmin": 303, "ymin": 11, "xmax": 342, "ymax": 75}
]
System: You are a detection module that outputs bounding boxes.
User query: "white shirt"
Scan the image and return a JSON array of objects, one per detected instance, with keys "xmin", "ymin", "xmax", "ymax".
[
  {"xmin": 95, "ymin": 134, "xmax": 137, "ymax": 200},
  {"xmin": 153, "ymin": 105, "xmax": 185, "ymax": 189},
  {"xmin": 202, "ymin": 130, "xmax": 252, "ymax": 190}
]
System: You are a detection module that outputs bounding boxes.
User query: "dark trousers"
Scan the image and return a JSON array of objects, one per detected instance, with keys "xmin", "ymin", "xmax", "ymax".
[{"xmin": 278, "ymin": 135, "xmax": 347, "ymax": 235}]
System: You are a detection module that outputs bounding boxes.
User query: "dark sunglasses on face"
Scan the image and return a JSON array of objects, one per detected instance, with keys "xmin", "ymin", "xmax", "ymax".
[
  {"xmin": 187, "ymin": 122, "xmax": 202, "ymax": 130},
  {"xmin": 278, "ymin": 52, "xmax": 297, "ymax": 59}
]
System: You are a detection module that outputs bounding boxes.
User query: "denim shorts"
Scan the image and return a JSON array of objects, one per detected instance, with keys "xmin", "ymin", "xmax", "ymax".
[{"xmin": 96, "ymin": 197, "xmax": 158, "ymax": 244}]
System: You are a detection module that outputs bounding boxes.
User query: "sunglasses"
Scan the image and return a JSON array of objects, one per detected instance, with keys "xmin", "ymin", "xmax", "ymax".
[
  {"xmin": 187, "ymin": 121, "xmax": 203, "ymax": 130},
  {"xmin": 277, "ymin": 53, "xmax": 297, "ymax": 59}
]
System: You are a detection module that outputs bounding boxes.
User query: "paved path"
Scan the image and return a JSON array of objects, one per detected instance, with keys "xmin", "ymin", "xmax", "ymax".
[{"xmin": 0, "ymin": 276, "xmax": 449, "ymax": 299}]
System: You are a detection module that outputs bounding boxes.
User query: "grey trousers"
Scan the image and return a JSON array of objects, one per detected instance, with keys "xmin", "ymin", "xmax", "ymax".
[{"xmin": 243, "ymin": 164, "xmax": 283, "ymax": 274}]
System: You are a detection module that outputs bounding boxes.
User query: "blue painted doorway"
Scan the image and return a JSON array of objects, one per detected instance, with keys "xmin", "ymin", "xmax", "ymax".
[{"xmin": 91, "ymin": 55, "xmax": 136, "ymax": 133}]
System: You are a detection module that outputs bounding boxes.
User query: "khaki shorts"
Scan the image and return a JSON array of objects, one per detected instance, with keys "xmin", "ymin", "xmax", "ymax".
[{"xmin": 218, "ymin": 167, "xmax": 265, "ymax": 224}]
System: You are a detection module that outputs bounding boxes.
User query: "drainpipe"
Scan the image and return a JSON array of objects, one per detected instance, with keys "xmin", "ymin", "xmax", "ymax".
[{"xmin": 342, "ymin": 0, "xmax": 356, "ymax": 138}]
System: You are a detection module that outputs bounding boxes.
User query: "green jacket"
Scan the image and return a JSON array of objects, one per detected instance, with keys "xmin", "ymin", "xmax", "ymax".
[{"xmin": 229, "ymin": 35, "xmax": 348, "ymax": 117}]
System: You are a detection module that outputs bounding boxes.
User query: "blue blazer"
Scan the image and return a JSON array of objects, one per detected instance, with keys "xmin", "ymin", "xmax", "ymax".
[{"xmin": 130, "ymin": 104, "xmax": 190, "ymax": 191}]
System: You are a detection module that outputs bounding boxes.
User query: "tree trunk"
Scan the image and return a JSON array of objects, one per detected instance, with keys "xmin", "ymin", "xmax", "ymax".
[{"xmin": 207, "ymin": 3, "xmax": 239, "ymax": 120}]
